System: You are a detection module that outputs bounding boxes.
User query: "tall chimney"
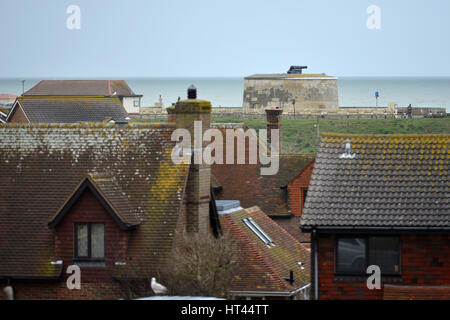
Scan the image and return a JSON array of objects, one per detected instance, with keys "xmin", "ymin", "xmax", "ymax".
[
  {"xmin": 174, "ymin": 86, "xmax": 212, "ymax": 234},
  {"xmin": 265, "ymin": 106, "xmax": 283, "ymax": 154}
]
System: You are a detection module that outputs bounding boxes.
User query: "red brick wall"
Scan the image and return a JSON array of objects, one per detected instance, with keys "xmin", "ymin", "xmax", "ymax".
[
  {"xmin": 12, "ymin": 282, "xmax": 123, "ymax": 300},
  {"xmin": 383, "ymin": 285, "xmax": 450, "ymax": 300},
  {"xmin": 287, "ymin": 161, "xmax": 314, "ymax": 217},
  {"xmin": 316, "ymin": 233, "xmax": 450, "ymax": 300},
  {"xmin": 9, "ymin": 104, "xmax": 29, "ymax": 123},
  {"xmin": 54, "ymin": 188, "xmax": 129, "ymax": 282},
  {"xmin": 10, "ymin": 189, "xmax": 130, "ymax": 300}
]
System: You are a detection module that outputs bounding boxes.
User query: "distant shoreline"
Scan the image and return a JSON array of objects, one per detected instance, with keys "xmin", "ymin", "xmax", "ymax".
[{"xmin": 1, "ymin": 78, "xmax": 449, "ymax": 111}]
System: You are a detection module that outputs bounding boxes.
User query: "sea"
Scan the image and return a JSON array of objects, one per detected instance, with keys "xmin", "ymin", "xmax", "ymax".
[{"xmin": 1, "ymin": 77, "xmax": 449, "ymax": 112}]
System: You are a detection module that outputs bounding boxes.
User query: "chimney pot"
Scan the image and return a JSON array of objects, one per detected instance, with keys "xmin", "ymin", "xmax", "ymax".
[{"xmin": 187, "ymin": 85, "xmax": 197, "ymax": 99}]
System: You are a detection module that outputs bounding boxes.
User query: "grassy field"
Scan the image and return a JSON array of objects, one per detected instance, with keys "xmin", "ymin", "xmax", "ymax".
[{"xmin": 133, "ymin": 117, "xmax": 450, "ymax": 154}]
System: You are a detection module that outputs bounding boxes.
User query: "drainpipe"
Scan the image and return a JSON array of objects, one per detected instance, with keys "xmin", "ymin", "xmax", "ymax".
[{"xmin": 313, "ymin": 228, "xmax": 318, "ymax": 300}]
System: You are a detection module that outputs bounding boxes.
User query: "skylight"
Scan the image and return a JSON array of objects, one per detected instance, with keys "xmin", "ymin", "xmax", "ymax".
[{"xmin": 243, "ymin": 217, "xmax": 275, "ymax": 248}]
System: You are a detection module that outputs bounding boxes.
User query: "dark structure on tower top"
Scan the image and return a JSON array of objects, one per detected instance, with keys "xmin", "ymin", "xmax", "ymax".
[{"xmin": 287, "ymin": 66, "xmax": 308, "ymax": 74}]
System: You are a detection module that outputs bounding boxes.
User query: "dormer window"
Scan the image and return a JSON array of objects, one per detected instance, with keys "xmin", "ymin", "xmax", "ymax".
[{"xmin": 74, "ymin": 223, "xmax": 105, "ymax": 260}]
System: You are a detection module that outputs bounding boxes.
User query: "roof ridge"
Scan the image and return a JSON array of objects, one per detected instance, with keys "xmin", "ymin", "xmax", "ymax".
[
  {"xmin": 19, "ymin": 95, "xmax": 121, "ymax": 99},
  {"xmin": 321, "ymin": 132, "xmax": 450, "ymax": 138},
  {"xmin": 0, "ymin": 122, "xmax": 176, "ymax": 129}
]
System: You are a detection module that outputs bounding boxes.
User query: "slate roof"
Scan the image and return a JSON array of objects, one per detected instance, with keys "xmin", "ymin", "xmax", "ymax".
[
  {"xmin": 8, "ymin": 96, "xmax": 129, "ymax": 123},
  {"xmin": 23, "ymin": 80, "xmax": 138, "ymax": 97},
  {"xmin": 301, "ymin": 133, "xmax": 449, "ymax": 229},
  {"xmin": 0, "ymin": 122, "xmax": 189, "ymax": 280},
  {"xmin": 220, "ymin": 206, "xmax": 310, "ymax": 294}
]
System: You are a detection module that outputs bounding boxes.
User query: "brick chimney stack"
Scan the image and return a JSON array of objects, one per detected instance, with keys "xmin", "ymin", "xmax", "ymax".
[
  {"xmin": 265, "ymin": 106, "xmax": 283, "ymax": 154},
  {"xmin": 166, "ymin": 105, "xmax": 176, "ymax": 123},
  {"xmin": 174, "ymin": 86, "xmax": 212, "ymax": 234}
]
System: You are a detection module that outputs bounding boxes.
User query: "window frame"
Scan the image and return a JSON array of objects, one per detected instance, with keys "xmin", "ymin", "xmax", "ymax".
[
  {"xmin": 300, "ymin": 188, "xmax": 308, "ymax": 214},
  {"xmin": 334, "ymin": 235, "xmax": 402, "ymax": 277},
  {"xmin": 74, "ymin": 222, "xmax": 106, "ymax": 261}
]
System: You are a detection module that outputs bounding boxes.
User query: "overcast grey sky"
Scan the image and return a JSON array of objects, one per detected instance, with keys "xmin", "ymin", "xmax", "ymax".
[{"xmin": 1, "ymin": 0, "xmax": 450, "ymax": 78}]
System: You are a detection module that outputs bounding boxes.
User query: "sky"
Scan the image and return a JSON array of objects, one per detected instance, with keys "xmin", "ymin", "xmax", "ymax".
[{"xmin": 1, "ymin": 0, "xmax": 450, "ymax": 78}]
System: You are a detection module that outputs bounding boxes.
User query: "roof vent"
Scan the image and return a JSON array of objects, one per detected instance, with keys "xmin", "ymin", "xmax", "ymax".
[
  {"xmin": 339, "ymin": 140, "xmax": 356, "ymax": 159},
  {"xmin": 283, "ymin": 270, "xmax": 295, "ymax": 285}
]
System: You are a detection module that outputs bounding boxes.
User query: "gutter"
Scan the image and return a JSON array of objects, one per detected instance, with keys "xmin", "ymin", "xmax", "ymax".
[
  {"xmin": 302, "ymin": 226, "xmax": 450, "ymax": 232},
  {"xmin": 229, "ymin": 283, "xmax": 311, "ymax": 298}
]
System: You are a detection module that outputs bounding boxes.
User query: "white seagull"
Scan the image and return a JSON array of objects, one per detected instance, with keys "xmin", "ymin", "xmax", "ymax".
[{"xmin": 151, "ymin": 277, "xmax": 168, "ymax": 295}]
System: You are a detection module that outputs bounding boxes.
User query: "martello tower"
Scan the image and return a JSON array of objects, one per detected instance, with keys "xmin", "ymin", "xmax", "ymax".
[{"xmin": 242, "ymin": 66, "xmax": 339, "ymax": 115}]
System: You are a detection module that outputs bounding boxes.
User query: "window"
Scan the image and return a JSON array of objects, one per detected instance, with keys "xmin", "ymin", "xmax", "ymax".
[
  {"xmin": 242, "ymin": 217, "xmax": 275, "ymax": 248},
  {"xmin": 74, "ymin": 223, "xmax": 105, "ymax": 260},
  {"xmin": 301, "ymin": 188, "xmax": 308, "ymax": 207},
  {"xmin": 133, "ymin": 99, "xmax": 139, "ymax": 107},
  {"xmin": 335, "ymin": 236, "xmax": 401, "ymax": 276}
]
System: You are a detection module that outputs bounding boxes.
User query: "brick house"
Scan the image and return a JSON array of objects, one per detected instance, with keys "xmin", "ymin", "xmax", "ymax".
[
  {"xmin": 0, "ymin": 93, "xmax": 217, "ymax": 299},
  {"xmin": 300, "ymin": 133, "xmax": 450, "ymax": 300},
  {"xmin": 211, "ymin": 108, "xmax": 315, "ymax": 245},
  {"xmin": 7, "ymin": 96, "xmax": 129, "ymax": 124}
]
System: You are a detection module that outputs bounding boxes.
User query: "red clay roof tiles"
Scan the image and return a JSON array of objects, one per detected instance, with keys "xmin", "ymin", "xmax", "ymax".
[{"xmin": 221, "ymin": 206, "xmax": 310, "ymax": 294}]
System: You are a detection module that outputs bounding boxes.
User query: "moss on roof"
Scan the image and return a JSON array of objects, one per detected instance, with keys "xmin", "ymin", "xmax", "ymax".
[{"xmin": 0, "ymin": 123, "xmax": 188, "ymax": 279}]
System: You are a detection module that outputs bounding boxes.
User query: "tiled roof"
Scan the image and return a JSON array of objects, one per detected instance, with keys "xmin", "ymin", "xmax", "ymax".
[
  {"xmin": 0, "ymin": 94, "xmax": 17, "ymax": 99},
  {"xmin": 23, "ymin": 80, "xmax": 137, "ymax": 96},
  {"xmin": 10, "ymin": 96, "xmax": 129, "ymax": 123},
  {"xmin": 275, "ymin": 216, "xmax": 310, "ymax": 244},
  {"xmin": 301, "ymin": 133, "xmax": 449, "ymax": 229},
  {"xmin": 0, "ymin": 123, "xmax": 189, "ymax": 279},
  {"xmin": 221, "ymin": 206, "xmax": 310, "ymax": 294},
  {"xmin": 48, "ymin": 173, "xmax": 141, "ymax": 229},
  {"xmin": 213, "ymin": 154, "xmax": 315, "ymax": 217}
]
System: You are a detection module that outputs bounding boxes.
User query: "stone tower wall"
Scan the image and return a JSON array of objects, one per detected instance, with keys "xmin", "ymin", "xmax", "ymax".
[{"xmin": 243, "ymin": 77, "xmax": 339, "ymax": 114}]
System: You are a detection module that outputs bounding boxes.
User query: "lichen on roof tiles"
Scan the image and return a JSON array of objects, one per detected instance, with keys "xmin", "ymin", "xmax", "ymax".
[
  {"xmin": 221, "ymin": 206, "xmax": 310, "ymax": 293},
  {"xmin": 301, "ymin": 133, "xmax": 449, "ymax": 228},
  {"xmin": 0, "ymin": 123, "xmax": 188, "ymax": 279}
]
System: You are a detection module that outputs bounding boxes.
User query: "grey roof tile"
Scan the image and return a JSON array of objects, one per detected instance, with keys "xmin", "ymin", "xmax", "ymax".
[
  {"xmin": 14, "ymin": 96, "xmax": 128, "ymax": 123},
  {"xmin": 301, "ymin": 133, "xmax": 449, "ymax": 229}
]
